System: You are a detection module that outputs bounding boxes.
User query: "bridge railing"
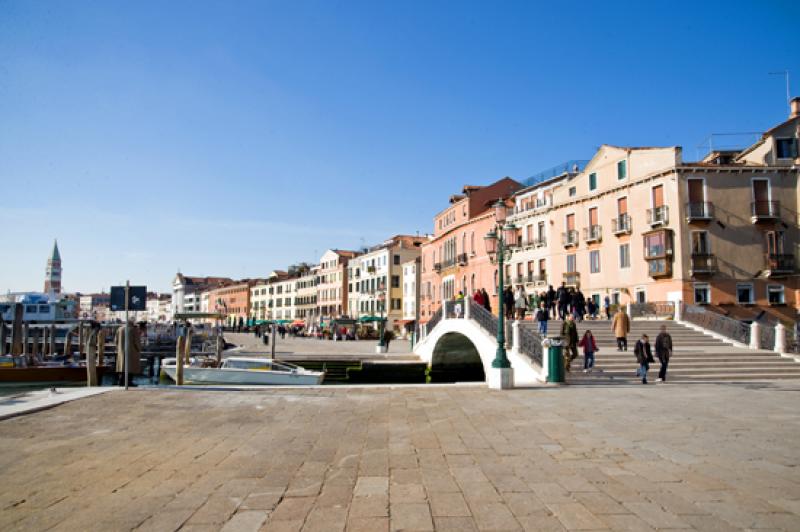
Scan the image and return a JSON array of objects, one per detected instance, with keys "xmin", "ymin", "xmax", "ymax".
[
  {"xmin": 425, "ymin": 307, "xmax": 443, "ymax": 337},
  {"xmin": 630, "ymin": 301, "xmax": 674, "ymax": 319},
  {"xmin": 681, "ymin": 303, "xmax": 751, "ymax": 345},
  {"xmin": 517, "ymin": 324, "xmax": 543, "ymax": 366},
  {"xmin": 468, "ymin": 299, "xmax": 497, "ymax": 336}
]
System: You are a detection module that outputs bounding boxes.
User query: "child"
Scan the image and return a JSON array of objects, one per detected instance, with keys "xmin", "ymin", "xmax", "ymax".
[
  {"xmin": 535, "ymin": 301, "xmax": 549, "ymax": 335},
  {"xmin": 577, "ymin": 330, "xmax": 598, "ymax": 373}
]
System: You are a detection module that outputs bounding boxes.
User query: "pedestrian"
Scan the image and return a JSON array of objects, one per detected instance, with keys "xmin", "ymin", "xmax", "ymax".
[
  {"xmin": 481, "ymin": 288, "xmax": 492, "ymax": 313},
  {"xmin": 535, "ymin": 301, "xmax": 549, "ymax": 335},
  {"xmin": 612, "ymin": 308, "xmax": 630, "ymax": 351},
  {"xmin": 382, "ymin": 329, "xmax": 393, "ymax": 350},
  {"xmin": 558, "ymin": 283, "xmax": 570, "ymax": 320},
  {"xmin": 576, "ymin": 289, "xmax": 586, "ymax": 321},
  {"xmin": 655, "ymin": 324, "xmax": 673, "ymax": 382},
  {"xmin": 514, "ymin": 285, "xmax": 528, "ymax": 320},
  {"xmin": 456, "ymin": 291, "xmax": 465, "ymax": 301},
  {"xmin": 547, "ymin": 285, "xmax": 557, "ymax": 319},
  {"xmin": 587, "ymin": 299, "xmax": 597, "ymax": 320},
  {"xmin": 604, "ymin": 295, "xmax": 611, "ymax": 320},
  {"xmin": 560, "ymin": 314, "xmax": 579, "ymax": 372},
  {"xmin": 530, "ymin": 291, "xmax": 540, "ymax": 313},
  {"xmin": 503, "ymin": 286, "xmax": 515, "ymax": 320},
  {"xmin": 578, "ymin": 329, "xmax": 598, "ymax": 373},
  {"xmin": 473, "ymin": 289, "xmax": 484, "ymax": 308},
  {"xmin": 634, "ymin": 333, "xmax": 653, "ymax": 384}
]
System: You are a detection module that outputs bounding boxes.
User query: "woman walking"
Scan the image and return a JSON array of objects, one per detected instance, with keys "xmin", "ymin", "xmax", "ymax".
[
  {"xmin": 514, "ymin": 285, "xmax": 528, "ymax": 320},
  {"xmin": 634, "ymin": 334, "xmax": 653, "ymax": 384},
  {"xmin": 577, "ymin": 330, "xmax": 598, "ymax": 373}
]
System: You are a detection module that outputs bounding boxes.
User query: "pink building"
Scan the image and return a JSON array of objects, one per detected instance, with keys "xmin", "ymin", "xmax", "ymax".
[{"xmin": 420, "ymin": 177, "xmax": 523, "ymax": 323}]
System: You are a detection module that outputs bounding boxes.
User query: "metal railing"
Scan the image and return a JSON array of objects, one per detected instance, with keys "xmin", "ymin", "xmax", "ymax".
[
  {"xmin": 681, "ymin": 303, "xmax": 750, "ymax": 345},
  {"xmin": 563, "ymin": 272, "xmax": 580, "ymax": 286},
  {"xmin": 517, "ymin": 325, "xmax": 543, "ymax": 366},
  {"xmin": 562, "ymin": 230, "xmax": 578, "ymax": 247},
  {"xmin": 433, "ymin": 262, "xmax": 442, "ymax": 272},
  {"xmin": 443, "ymin": 300, "xmax": 466, "ymax": 319},
  {"xmin": 532, "ymin": 236, "xmax": 547, "ymax": 247},
  {"xmin": 629, "ymin": 301, "xmax": 675, "ymax": 319},
  {"xmin": 751, "ymin": 200, "xmax": 780, "ymax": 219},
  {"xmin": 457, "ymin": 253, "xmax": 468, "ymax": 266},
  {"xmin": 522, "ymin": 160, "xmax": 589, "ymax": 187},
  {"xmin": 583, "ymin": 225, "xmax": 602, "ymax": 242},
  {"xmin": 686, "ymin": 202, "xmax": 714, "ymax": 220},
  {"xmin": 690, "ymin": 253, "xmax": 717, "ymax": 274},
  {"xmin": 647, "ymin": 205, "xmax": 669, "ymax": 225},
  {"xmin": 760, "ymin": 324, "xmax": 775, "ymax": 352},
  {"xmin": 426, "ymin": 307, "xmax": 443, "ymax": 333},
  {"xmin": 766, "ymin": 253, "xmax": 794, "ymax": 273},
  {"xmin": 611, "ymin": 214, "xmax": 631, "ymax": 234},
  {"xmin": 468, "ymin": 299, "xmax": 497, "ymax": 337}
]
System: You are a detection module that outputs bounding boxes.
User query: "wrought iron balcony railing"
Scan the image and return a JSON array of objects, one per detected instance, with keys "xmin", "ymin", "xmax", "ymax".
[
  {"xmin": 646, "ymin": 205, "xmax": 669, "ymax": 226},
  {"xmin": 686, "ymin": 202, "xmax": 714, "ymax": 221},
  {"xmin": 611, "ymin": 214, "xmax": 631, "ymax": 235}
]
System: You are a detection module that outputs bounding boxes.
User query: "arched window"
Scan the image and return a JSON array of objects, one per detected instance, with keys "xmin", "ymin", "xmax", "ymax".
[{"xmin": 471, "ymin": 232, "xmax": 475, "ymax": 254}]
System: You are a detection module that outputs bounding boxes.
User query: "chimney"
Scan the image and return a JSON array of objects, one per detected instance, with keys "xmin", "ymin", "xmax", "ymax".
[{"xmin": 791, "ymin": 96, "xmax": 800, "ymax": 119}]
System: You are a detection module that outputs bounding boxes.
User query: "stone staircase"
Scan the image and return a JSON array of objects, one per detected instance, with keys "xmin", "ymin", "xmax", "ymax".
[{"xmin": 519, "ymin": 318, "xmax": 800, "ymax": 384}]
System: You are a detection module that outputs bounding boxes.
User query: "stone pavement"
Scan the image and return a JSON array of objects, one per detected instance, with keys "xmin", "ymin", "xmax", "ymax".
[{"xmin": 1, "ymin": 382, "xmax": 800, "ymax": 531}]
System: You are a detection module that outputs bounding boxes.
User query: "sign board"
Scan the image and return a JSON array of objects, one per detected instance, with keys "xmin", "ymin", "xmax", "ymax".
[{"xmin": 110, "ymin": 286, "xmax": 147, "ymax": 311}]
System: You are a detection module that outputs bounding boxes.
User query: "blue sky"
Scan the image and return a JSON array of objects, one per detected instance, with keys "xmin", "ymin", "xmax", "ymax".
[{"xmin": 1, "ymin": 0, "xmax": 798, "ymax": 294}]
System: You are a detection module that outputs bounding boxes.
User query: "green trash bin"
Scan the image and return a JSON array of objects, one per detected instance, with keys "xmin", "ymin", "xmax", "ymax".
[{"xmin": 547, "ymin": 337, "xmax": 565, "ymax": 383}]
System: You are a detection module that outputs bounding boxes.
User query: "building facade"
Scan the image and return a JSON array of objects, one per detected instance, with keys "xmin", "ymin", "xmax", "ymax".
[
  {"xmin": 316, "ymin": 250, "xmax": 358, "ymax": 321},
  {"xmin": 402, "ymin": 257, "xmax": 421, "ymax": 337},
  {"xmin": 506, "ymin": 101, "xmax": 799, "ymax": 322},
  {"xmin": 419, "ymin": 177, "xmax": 523, "ymax": 323},
  {"xmin": 207, "ymin": 281, "xmax": 254, "ymax": 326},
  {"xmin": 172, "ymin": 274, "xmax": 232, "ymax": 315}
]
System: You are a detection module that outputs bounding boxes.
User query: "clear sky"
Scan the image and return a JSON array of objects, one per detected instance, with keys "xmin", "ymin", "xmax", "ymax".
[{"xmin": 1, "ymin": 0, "xmax": 798, "ymax": 294}]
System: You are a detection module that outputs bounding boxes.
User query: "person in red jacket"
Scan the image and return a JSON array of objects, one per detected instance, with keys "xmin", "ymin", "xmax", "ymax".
[{"xmin": 578, "ymin": 330, "xmax": 598, "ymax": 373}]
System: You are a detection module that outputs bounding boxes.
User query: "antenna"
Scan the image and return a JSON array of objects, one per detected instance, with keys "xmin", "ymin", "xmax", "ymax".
[{"xmin": 769, "ymin": 70, "xmax": 791, "ymax": 113}]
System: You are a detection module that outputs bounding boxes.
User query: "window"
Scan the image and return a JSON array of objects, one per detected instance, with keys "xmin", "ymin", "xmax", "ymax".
[
  {"xmin": 635, "ymin": 289, "xmax": 646, "ymax": 304},
  {"xmin": 590, "ymin": 250, "xmax": 600, "ymax": 273},
  {"xmin": 768, "ymin": 285, "xmax": 785, "ymax": 305},
  {"xmin": 393, "ymin": 254, "xmax": 400, "ymax": 265},
  {"xmin": 391, "ymin": 298, "xmax": 402, "ymax": 310},
  {"xmin": 619, "ymin": 244, "xmax": 630, "ymax": 268},
  {"xmin": 391, "ymin": 275, "xmax": 400, "ymax": 288},
  {"xmin": 737, "ymin": 283, "xmax": 754, "ymax": 304},
  {"xmin": 569, "ymin": 186, "xmax": 576, "ymax": 197},
  {"xmin": 694, "ymin": 283, "xmax": 711, "ymax": 304},
  {"xmin": 644, "ymin": 230, "xmax": 671, "ymax": 258},
  {"xmin": 776, "ymin": 138, "xmax": 798, "ymax": 159},
  {"xmin": 589, "ymin": 172, "xmax": 597, "ymax": 191},
  {"xmin": 691, "ymin": 231, "xmax": 710, "ymax": 254},
  {"xmin": 566, "ymin": 254, "xmax": 577, "ymax": 273},
  {"xmin": 617, "ymin": 160, "xmax": 627, "ymax": 180}
]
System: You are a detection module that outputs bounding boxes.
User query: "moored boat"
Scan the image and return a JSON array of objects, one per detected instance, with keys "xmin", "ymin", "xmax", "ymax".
[{"xmin": 162, "ymin": 356, "xmax": 325, "ymax": 385}]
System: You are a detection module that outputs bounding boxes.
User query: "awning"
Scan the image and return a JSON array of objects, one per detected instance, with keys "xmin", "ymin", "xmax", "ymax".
[
  {"xmin": 358, "ymin": 316, "xmax": 385, "ymax": 323},
  {"xmin": 291, "ymin": 320, "xmax": 305, "ymax": 326}
]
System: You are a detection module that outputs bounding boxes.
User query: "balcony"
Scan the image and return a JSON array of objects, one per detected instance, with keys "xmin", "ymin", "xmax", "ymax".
[
  {"xmin": 765, "ymin": 253, "xmax": 794, "ymax": 276},
  {"xmin": 367, "ymin": 266, "xmax": 376, "ymax": 274},
  {"xmin": 457, "ymin": 253, "xmax": 468, "ymax": 266},
  {"xmin": 563, "ymin": 272, "xmax": 580, "ymax": 287},
  {"xmin": 562, "ymin": 230, "xmax": 578, "ymax": 248},
  {"xmin": 583, "ymin": 225, "xmax": 602, "ymax": 243},
  {"xmin": 611, "ymin": 214, "xmax": 632, "ymax": 235},
  {"xmin": 751, "ymin": 201, "xmax": 780, "ymax": 223},
  {"xmin": 690, "ymin": 253, "xmax": 717, "ymax": 275},
  {"xmin": 686, "ymin": 202, "xmax": 714, "ymax": 222},
  {"xmin": 532, "ymin": 236, "xmax": 546, "ymax": 248},
  {"xmin": 433, "ymin": 262, "xmax": 442, "ymax": 273},
  {"xmin": 647, "ymin": 205, "xmax": 669, "ymax": 226},
  {"xmin": 526, "ymin": 273, "xmax": 547, "ymax": 285}
]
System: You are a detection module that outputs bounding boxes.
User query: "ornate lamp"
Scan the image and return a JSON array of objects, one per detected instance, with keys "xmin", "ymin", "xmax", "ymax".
[{"xmin": 484, "ymin": 230, "xmax": 498, "ymax": 255}]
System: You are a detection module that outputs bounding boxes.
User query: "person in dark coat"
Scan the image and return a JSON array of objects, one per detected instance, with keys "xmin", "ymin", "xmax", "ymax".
[
  {"xmin": 634, "ymin": 334, "xmax": 653, "ymax": 384},
  {"xmin": 535, "ymin": 302, "xmax": 549, "ymax": 335},
  {"xmin": 503, "ymin": 287, "xmax": 514, "ymax": 320},
  {"xmin": 558, "ymin": 284, "xmax": 570, "ymax": 320},
  {"xmin": 547, "ymin": 285, "xmax": 557, "ymax": 319},
  {"xmin": 481, "ymin": 288, "xmax": 491, "ymax": 313},
  {"xmin": 655, "ymin": 325, "xmax": 673, "ymax": 382},
  {"xmin": 560, "ymin": 314, "xmax": 579, "ymax": 372}
]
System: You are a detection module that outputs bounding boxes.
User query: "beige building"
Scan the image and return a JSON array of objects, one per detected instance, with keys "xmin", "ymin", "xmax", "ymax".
[
  {"xmin": 347, "ymin": 235, "xmax": 425, "ymax": 333},
  {"xmin": 507, "ymin": 100, "xmax": 800, "ymax": 322}
]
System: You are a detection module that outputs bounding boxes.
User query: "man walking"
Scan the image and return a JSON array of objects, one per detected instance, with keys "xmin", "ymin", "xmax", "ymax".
[
  {"xmin": 612, "ymin": 308, "xmax": 630, "ymax": 351},
  {"xmin": 655, "ymin": 324, "xmax": 673, "ymax": 382},
  {"xmin": 634, "ymin": 333, "xmax": 652, "ymax": 384},
  {"xmin": 560, "ymin": 314, "xmax": 579, "ymax": 372},
  {"xmin": 536, "ymin": 302, "xmax": 549, "ymax": 336}
]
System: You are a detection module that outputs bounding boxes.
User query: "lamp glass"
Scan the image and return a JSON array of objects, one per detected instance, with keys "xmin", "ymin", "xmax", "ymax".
[
  {"xmin": 503, "ymin": 224, "xmax": 518, "ymax": 247},
  {"xmin": 484, "ymin": 230, "xmax": 498, "ymax": 254},
  {"xmin": 494, "ymin": 200, "xmax": 507, "ymax": 224}
]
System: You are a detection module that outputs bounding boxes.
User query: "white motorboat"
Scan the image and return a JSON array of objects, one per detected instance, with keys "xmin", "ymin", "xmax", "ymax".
[{"xmin": 161, "ymin": 356, "xmax": 325, "ymax": 386}]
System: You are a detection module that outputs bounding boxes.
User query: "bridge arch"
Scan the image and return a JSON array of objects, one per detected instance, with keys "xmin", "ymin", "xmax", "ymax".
[{"xmin": 430, "ymin": 332, "xmax": 485, "ymax": 382}]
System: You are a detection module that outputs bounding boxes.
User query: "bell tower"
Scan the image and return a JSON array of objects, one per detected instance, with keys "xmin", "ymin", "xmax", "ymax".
[{"xmin": 44, "ymin": 240, "xmax": 62, "ymax": 296}]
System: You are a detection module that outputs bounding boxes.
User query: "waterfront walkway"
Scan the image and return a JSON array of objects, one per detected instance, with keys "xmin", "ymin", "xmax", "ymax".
[
  {"xmin": 2, "ymin": 382, "xmax": 800, "ymax": 530},
  {"xmin": 226, "ymin": 332, "xmax": 419, "ymax": 361}
]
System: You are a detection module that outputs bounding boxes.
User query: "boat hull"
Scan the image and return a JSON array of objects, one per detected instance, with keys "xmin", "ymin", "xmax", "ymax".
[
  {"xmin": 162, "ymin": 366, "xmax": 324, "ymax": 386},
  {"xmin": 0, "ymin": 366, "xmax": 110, "ymax": 384}
]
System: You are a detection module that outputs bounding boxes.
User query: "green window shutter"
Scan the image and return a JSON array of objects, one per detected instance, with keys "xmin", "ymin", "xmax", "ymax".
[
  {"xmin": 589, "ymin": 173, "xmax": 597, "ymax": 191},
  {"xmin": 617, "ymin": 160, "xmax": 627, "ymax": 180}
]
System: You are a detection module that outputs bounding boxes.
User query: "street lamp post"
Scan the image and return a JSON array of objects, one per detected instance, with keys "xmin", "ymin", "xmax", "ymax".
[{"xmin": 483, "ymin": 199, "xmax": 520, "ymax": 389}]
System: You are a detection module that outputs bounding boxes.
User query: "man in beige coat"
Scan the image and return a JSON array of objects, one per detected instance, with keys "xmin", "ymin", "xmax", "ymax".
[{"xmin": 612, "ymin": 308, "xmax": 630, "ymax": 351}]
